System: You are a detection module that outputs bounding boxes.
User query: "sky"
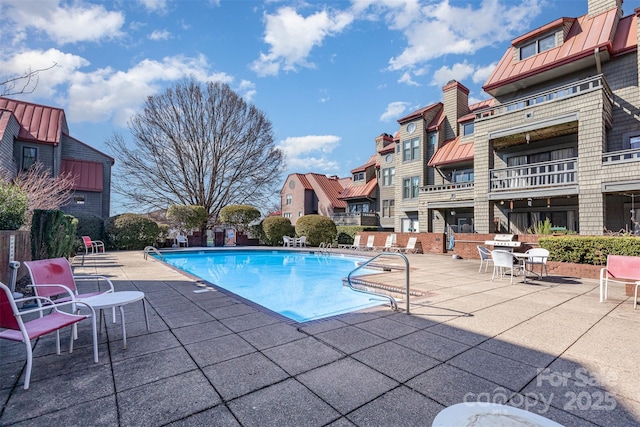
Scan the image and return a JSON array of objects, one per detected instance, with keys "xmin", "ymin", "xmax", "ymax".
[{"xmin": 1, "ymin": 0, "xmax": 637, "ymax": 214}]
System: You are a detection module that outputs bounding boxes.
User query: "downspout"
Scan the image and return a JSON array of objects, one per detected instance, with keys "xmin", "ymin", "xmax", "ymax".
[{"xmin": 594, "ymin": 47, "xmax": 602, "ymax": 75}]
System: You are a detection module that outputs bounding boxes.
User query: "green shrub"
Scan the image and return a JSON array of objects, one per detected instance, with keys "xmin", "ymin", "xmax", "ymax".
[
  {"xmin": 220, "ymin": 204, "xmax": 261, "ymax": 233},
  {"xmin": 262, "ymin": 216, "xmax": 294, "ymax": 246},
  {"xmin": 31, "ymin": 209, "xmax": 77, "ymax": 260},
  {"xmin": 166, "ymin": 204, "xmax": 208, "ymax": 231},
  {"xmin": 295, "ymin": 215, "xmax": 337, "ymax": 247},
  {"xmin": 539, "ymin": 236, "xmax": 640, "ymax": 265},
  {"xmin": 335, "ymin": 226, "xmax": 378, "ymax": 245},
  {"xmin": 74, "ymin": 212, "xmax": 105, "ymax": 241},
  {"xmin": 0, "ymin": 183, "xmax": 28, "ymax": 230},
  {"xmin": 107, "ymin": 213, "xmax": 160, "ymax": 250}
]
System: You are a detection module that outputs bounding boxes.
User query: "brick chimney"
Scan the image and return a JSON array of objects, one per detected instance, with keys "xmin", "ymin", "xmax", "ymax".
[
  {"xmin": 588, "ymin": 0, "xmax": 622, "ymax": 18},
  {"xmin": 442, "ymin": 80, "xmax": 470, "ymax": 141},
  {"xmin": 375, "ymin": 133, "xmax": 394, "ymax": 153}
]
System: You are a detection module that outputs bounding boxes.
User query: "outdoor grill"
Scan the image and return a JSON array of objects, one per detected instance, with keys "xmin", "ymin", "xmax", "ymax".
[{"xmin": 484, "ymin": 234, "xmax": 521, "ymax": 250}]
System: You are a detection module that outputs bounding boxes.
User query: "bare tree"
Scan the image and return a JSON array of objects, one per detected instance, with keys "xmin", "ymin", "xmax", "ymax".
[
  {"xmin": 108, "ymin": 78, "xmax": 285, "ymax": 225},
  {"xmin": 1, "ymin": 63, "xmax": 58, "ymax": 96},
  {"xmin": 1, "ymin": 162, "xmax": 75, "ymax": 228}
]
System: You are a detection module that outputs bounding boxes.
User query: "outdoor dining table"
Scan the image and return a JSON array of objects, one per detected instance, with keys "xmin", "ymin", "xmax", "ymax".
[{"xmin": 512, "ymin": 252, "xmax": 548, "ymax": 283}]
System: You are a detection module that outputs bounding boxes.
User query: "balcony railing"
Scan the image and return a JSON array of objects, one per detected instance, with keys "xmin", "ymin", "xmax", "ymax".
[
  {"xmin": 475, "ymin": 75, "xmax": 612, "ymax": 121},
  {"xmin": 331, "ymin": 212, "xmax": 379, "ymax": 226},
  {"xmin": 602, "ymin": 147, "xmax": 640, "ymax": 165},
  {"xmin": 421, "ymin": 182, "xmax": 474, "ymax": 193},
  {"xmin": 490, "ymin": 158, "xmax": 578, "ymax": 192}
]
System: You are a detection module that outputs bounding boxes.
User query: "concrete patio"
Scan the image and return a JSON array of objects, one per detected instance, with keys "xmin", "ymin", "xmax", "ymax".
[{"xmin": 1, "ymin": 249, "xmax": 639, "ymax": 426}]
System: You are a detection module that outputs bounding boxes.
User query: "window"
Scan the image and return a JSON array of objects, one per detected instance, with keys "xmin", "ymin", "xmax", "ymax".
[
  {"xmin": 403, "ymin": 176, "xmax": 419, "ymax": 199},
  {"xmin": 283, "ymin": 212, "xmax": 292, "ymax": 218},
  {"xmin": 403, "ymin": 137, "xmax": 420, "ymax": 162},
  {"xmin": 73, "ymin": 195, "xmax": 85, "ymax": 205},
  {"xmin": 428, "ymin": 133, "xmax": 437, "ymax": 147},
  {"xmin": 382, "ymin": 167, "xmax": 395, "ymax": 186},
  {"xmin": 462, "ymin": 122, "xmax": 474, "ymax": 136},
  {"xmin": 623, "ymin": 132, "xmax": 640, "ymax": 150},
  {"xmin": 298, "ymin": 212, "xmax": 303, "ymax": 217},
  {"xmin": 382, "ymin": 200, "xmax": 395, "ymax": 217},
  {"xmin": 285, "ymin": 194, "xmax": 292, "ymax": 205},
  {"xmin": 451, "ymin": 169, "xmax": 474, "ymax": 183},
  {"xmin": 520, "ymin": 33, "xmax": 556, "ymax": 60},
  {"xmin": 22, "ymin": 147, "xmax": 37, "ymax": 171},
  {"xmin": 411, "ymin": 176, "xmax": 420, "ymax": 198},
  {"xmin": 353, "ymin": 172, "xmax": 365, "ymax": 182},
  {"xmin": 631, "ymin": 137, "xmax": 640, "ymax": 150},
  {"xmin": 350, "ymin": 203, "xmax": 370, "ymax": 213}
]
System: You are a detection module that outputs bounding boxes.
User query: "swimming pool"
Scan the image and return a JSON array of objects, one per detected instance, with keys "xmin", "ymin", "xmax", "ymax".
[{"xmin": 156, "ymin": 250, "xmax": 389, "ymax": 322}]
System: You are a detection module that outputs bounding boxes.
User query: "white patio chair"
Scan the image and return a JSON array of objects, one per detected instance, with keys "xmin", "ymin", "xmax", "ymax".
[
  {"xmin": 477, "ymin": 245, "xmax": 493, "ymax": 273},
  {"xmin": 525, "ymin": 248, "xmax": 549, "ymax": 277},
  {"xmin": 491, "ymin": 250, "xmax": 524, "ymax": 284}
]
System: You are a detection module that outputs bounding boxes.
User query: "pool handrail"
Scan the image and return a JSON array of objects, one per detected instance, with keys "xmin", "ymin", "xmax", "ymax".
[
  {"xmin": 144, "ymin": 246, "xmax": 165, "ymax": 261},
  {"xmin": 346, "ymin": 252, "xmax": 410, "ymax": 313}
]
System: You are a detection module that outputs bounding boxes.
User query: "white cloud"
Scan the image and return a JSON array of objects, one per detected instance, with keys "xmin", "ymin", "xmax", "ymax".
[
  {"xmin": 277, "ymin": 135, "xmax": 341, "ymax": 172},
  {"xmin": 251, "ymin": 6, "xmax": 354, "ymax": 76},
  {"xmin": 472, "ymin": 62, "xmax": 497, "ymax": 84},
  {"xmin": 149, "ymin": 29, "xmax": 171, "ymax": 41},
  {"xmin": 0, "ymin": 49, "xmax": 242, "ymax": 126},
  {"xmin": 431, "ymin": 62, "xmax": 475, "ymax": 87},
  {"xmin": 1, "ymin": 0, "xmax": 125, "ymax": 45},
  {"xmin": 138, "ymin": 0, "xmax": 168, "ymax": 13},
  {"xmin": 237, "ymin": 80, "xmax": 257, "ymax": 103},
  {"xmin": 354, "ymin": 0, "xmax": 541, "ymax": 84},
  {"xmin": 380, "ymin": 101, "xmax": 410, "ymax": 121}
]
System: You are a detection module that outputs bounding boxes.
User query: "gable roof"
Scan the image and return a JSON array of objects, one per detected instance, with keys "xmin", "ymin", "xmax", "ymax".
[
  {"xmin": 0, "ymin": 97, "xmax": 66, "ymax": 144},
  {"xmin": 483, "ymin": 7, "xmax": 634, "ymax": 95},
  {"xmin": 428, "ymin": 136, "xmax": 474, "ymax": 167},
  {"xmin": 338, "ymin": 178, "xmax": 377, "ymax": 200},
  {"xmin": 306, "ymin": 173, "xmax": 346, "ymax": 209},
  {"xmin": 397, "ymin": 102, "xmax": 442, "ymax": 124},
  {"xmin": 350, "ymin": 155, "xmax": 376, "ymax": 174}
]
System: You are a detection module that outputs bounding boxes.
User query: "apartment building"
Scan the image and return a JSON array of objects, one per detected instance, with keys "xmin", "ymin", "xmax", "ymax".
[
  {"xmin": 280, "ymin": 173, "xmax": 349, "ymax": 225},
  {"xmin": 389, "ymin": 0, "xmax": 640, "ymax": 236},
  {"xmin": 334, "ymin": 155, "xmax": 379, "ymax": 227},
  {"xmin": 0, "ymin": 97, "xmax": 113, "ymax": 219}
]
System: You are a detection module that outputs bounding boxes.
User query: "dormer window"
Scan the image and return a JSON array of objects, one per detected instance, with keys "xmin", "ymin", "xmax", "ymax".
[
  {"xmin": 353, "ymin": 172, "xmax": 365, "ymax": 182},
  {"xmin": 520, "ymin": 33, "xmax": 556, "ymax": 60},
  {"xmin": 462, "ymin": 122, "xmax": 474, "ymax": 136}
]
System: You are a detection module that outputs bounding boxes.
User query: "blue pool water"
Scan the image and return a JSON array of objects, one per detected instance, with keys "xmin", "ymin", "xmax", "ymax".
[{"xmin": 157, "ymin": 250, "xmax": 388, "ymax": 322}]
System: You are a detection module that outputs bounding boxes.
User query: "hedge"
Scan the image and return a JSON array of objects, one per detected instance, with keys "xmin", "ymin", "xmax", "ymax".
[
  {"xmin": 538, "ymin": 236, "xmax": 640, "ymax": 265},
  {"xmin": 262, "ymin": 216, "xmax": 294, "ymax": 246},
  {"xmin": 295, "ymin": 215, "xmax": 337, "ymax": 247},
  {"xmin": 335, "ymin": 226, "xmax": 378, "ymax": 245}
]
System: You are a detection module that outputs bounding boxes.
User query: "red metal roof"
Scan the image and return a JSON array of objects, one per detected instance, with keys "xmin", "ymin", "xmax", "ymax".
[
  {"xmin": 351, "ymin": 155, "xmax": 376, "ymax": 174},
  {"xmin": 306, "ymin": 173, "xmax": 346, "ymax": 209},
  {"xmin": 428, "ymin": 137, "xmax": 474, "ymax": 167},
  {"xmin": 339, "ymin": 178, "xmax": 377, "ymax": 200},
  {"xmin": 611, "ymin": 13, "xmax": 637, "ymax": 55},
  {"xmin": 397, "ymin": 102, "xmax": 441, "ymax": 124},
  {"xmin": 484, "ymin": 8, "xmax": 626, "ymax": 93},
  {"xmin": 61, "ymin": 159, "xmax": 103, "ymax": 191},
  {"xmin": 378, "ymin": 143, "xmax": 395, "ymax": 155},
  {"xmin": 0, "ymin": 97, "xmax": 65, "ymax": 144}
]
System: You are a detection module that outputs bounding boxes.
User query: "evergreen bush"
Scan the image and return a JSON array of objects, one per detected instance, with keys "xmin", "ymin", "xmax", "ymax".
[
  {"xmin": 0, "ymin": 183, "xmax": 28, "ymax": 230},
  {"xmin": 262, "ymin": 216, "xmax": 294, "ymax": 246},
  {"xmin": 31, "ymin": 209, "xmax": 77, "ymax": 260},
  {"xmin": 295, "ymin": 215, "xmax": 337, "ymax": 247},
  {"xmin": 107, "ymin": 213, "xmax": 160, "ymax": 250},
  {"xmin": 539, "ymin": 236, "xmax": 640, "ymax": 265}
]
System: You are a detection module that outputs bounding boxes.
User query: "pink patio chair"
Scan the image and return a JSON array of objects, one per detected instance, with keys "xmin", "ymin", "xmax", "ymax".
[
  {"xmin": 82, "ymin": 236, "xmax": 105, "ymax": 255},
  {"xmin": 24, "ymin": 257, "xmax": 115, "ymax": 323},
  {"xmin": 0, "ymin": 281, "xmax": 98, "ymax": 389}
]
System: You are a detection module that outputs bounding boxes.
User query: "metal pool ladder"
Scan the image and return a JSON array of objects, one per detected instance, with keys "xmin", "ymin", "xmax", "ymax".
[
  {"xmin": 144, "ymin": 246, "xmax": 165, "ymax": 261},
  {"xmin": 346, "ymin": 252, "xmax": 410, "ymax": 314}
]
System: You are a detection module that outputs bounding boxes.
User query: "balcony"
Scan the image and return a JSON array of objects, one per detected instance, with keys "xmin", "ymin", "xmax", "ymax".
[
  {"xmin": 490, "ymin": 158, "xmax": 578, "ymax": 193},
  {"xmin": 331, "ymin": 212, "xmax": 379, "ymax": 227},
  {"xmin": 602, "ymin": 147, "xmax": 640, "ymax": 165},
  {"xmin": 421, "ymin": 182, "xmax": 474, "ymax": 193},
  {"xmin": 475, "ymin": 75, "xmax": 612, "ymax": 122}
]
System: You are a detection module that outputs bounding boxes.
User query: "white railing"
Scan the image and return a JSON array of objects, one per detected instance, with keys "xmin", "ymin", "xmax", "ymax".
[
  {"xmin": 602, "ymin": 148, "xmax": 640, "ymax": 164},
  {"xmin": 421, "ymin": 182, "xmax": 474, "ymax": 193},
  {"xmin": 475, "ymin": 75, "xmax": 611, "ymax": 120},
  {"xmin": 490, "ymin": 158, "xmax": 578, "ymax": 191}
]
